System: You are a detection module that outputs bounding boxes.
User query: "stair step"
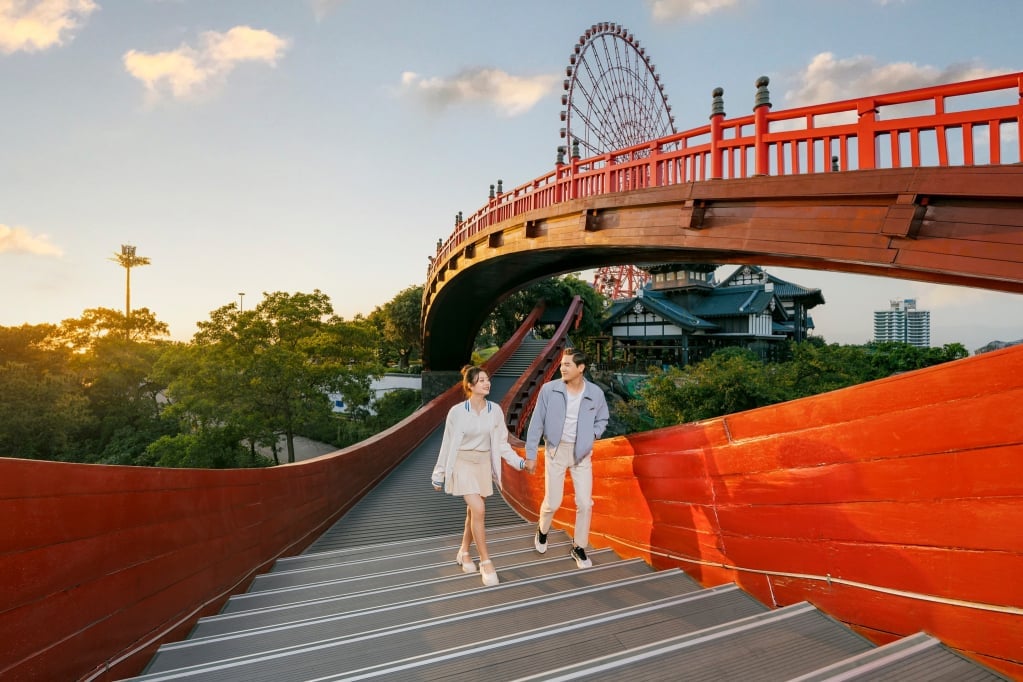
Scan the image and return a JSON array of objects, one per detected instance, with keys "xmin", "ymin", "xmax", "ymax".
[
  {"xmin": 146, "ymin": 561, "xmax": 669, "ymax": 673},
  {"xmin": 138, "ymin": 573, "xmax": 740, "ymax": 680},
  {"xmin": 190, "ymin": 558, "xmax": 654, "ymax": 639},
  {"xmin": 220, "ymin": 541, "xmax": 603, "ymax": 615},
  {"xmin": 495, "ymin": 602, "xmax": 875, "ymax": 681},
  {"xmin": 787, "ymin": 631, "xmax": 1009, "ymax": 681}
]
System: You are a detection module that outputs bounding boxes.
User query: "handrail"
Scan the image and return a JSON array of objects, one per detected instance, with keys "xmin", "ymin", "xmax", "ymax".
[
  {"xmin": 429, "ymin": 71, "xmax": 1023, "ymax": 281},
  {"xmin": 500, "ymin": 295, "xmax": 585, "ymax": 439},
  {"xmin": 481, "ymin": 300, "xmax": 546, "ymax": 377}
]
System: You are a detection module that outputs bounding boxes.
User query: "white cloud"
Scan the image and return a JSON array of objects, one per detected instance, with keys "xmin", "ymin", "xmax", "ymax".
[
  {"xmin": 0, "ymin": 0, "xmax": 97, "ymax": 54},
  {"xmin": 784, "ymin": 52, "xmax": 1000, "ymax": 108},
  {"xmin": 123, "ymin": 25, "xmax": 289, "ymax": 100},
  {"xmin": 647, "ymin": 0, "xmax": 739, "ymax": 21},
  {"xmin": 0, "ymin": 224, "xmax": 63, "ymax": 256},
  {"xmin": 399, "ymin": 68, "xmax": 559, "ymax": 117}
]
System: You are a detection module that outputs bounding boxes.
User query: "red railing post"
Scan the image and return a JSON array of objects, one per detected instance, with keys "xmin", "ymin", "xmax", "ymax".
[
  {"xmin": 554, "ymin": 145, "xmax": 566, "ymax": 203},
  {"xmin": 753, "ymin": 76, "xmax": 771, "ymax": 176},
  {"xmin": 710, "ymin": 87, "xmax": 725, "ymax": 179},
  {"xmin": 1017, "ymin": 74, "xmax": 1023, "ymax": 162},
  {"xmin": 570, "ymin": 138, "xmax": 581, "ymax": 200},
  {"xmin": 857, "ymin": 99, "xmax": 878, "ymax": 169}
]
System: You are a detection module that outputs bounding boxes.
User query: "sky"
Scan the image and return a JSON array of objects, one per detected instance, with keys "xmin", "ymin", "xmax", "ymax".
[{"xmin": 2, "ymin": 0, "xmax": 1022, "ymax": 353}]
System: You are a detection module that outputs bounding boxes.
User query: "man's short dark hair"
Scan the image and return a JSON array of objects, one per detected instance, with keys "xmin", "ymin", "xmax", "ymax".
[{"xmin": 562, "ymin": 347, "xmax": 589, "ymax": 369}]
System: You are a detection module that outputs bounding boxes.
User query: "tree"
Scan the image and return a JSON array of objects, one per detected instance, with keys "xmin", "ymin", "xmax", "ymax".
[
  {"xmin": 0, "ymin": 313, "xmax": 172, "ymax": 463},
  {"xmin": 478, "ymin": 274, "xmax": 608, "ymax": 348},
  {"xmin": 157, "ymin": 290, "xmax": 381, "ymax": 463},
  {"xmin": 369, "ymin": 284, "xmax": 423, "ymax": 370},
  {"xmin": 638, "ymin": 347, "xmax": 781, "ymax": 426},
  {"xmin": 54, "ymin": 307, "xmax": 168, "ymax": 348},
  {"xmin": 0, "ymin": 323, "xmax": 66, "ymax": 370},
  {"xmin": 48, "ymin": 308, "xmax": 172, "ymax": 462},
  {"xmin": 626, "ymin": 340, "xmax": 974, "ymax": 432},
  {"xmin": 0, "ymin": 361, "xmax": 93, "ymax": 459}
]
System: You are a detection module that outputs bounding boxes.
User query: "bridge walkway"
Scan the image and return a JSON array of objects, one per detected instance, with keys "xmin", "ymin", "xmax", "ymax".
[{"xmin": 126, "ymin": 374, "xmax": 1006, "ymax": 680}]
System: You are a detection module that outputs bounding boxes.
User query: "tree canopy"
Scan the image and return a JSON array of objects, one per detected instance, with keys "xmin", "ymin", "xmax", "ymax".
[
  {"xmin": 477, "ymin": 274, "xmax": 607, "ymax": 348},
  {"xmin": 156, "ymin": 290, "xmax": 381, "ymax": 463},
  {"xmin": 627, "ymin": 340, "xmax": 971, "ymax": 429},
  {"xmin": 368, "ymin": 284, "xmax": 423, "ymax": 370}
]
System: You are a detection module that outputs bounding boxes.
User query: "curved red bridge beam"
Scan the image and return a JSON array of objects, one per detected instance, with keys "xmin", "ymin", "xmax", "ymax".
[{"xmin": 423, "ymin": 72, "xmax": 1023, "ymax": 371}]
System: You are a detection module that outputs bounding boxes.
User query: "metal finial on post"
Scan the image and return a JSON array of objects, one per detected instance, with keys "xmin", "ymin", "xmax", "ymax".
[
  {"xmin": 458, "ymin": 210, "xmax": 463, "ymax": 223},
  {"xmin": 710, "ymin": 87, "xmax": 725, "ymax": 118},
  {"xmin": 571, "ymin": 138, "xmax": 581, "ymax": 160},
  {"xmin": 556, "ymin": 146, "xmax": 566, "ymax": 165},
  {"xmin": 754, "ymin": 76, "xmax": 771, "ymax": 110},
  {"xmin": 831, "ymin": 155, "xmax": 839, "ymax": 172},
  {"xmin": 489, "ymin": 184, "xmax": 495, "ymax": 199},
  {"xmin": 454, "ymin": 213, "xmax": 459, "ymax": 226},
  {"xmin": 497, "ymin": 179, "xmax": 503, "ymax": 195}
]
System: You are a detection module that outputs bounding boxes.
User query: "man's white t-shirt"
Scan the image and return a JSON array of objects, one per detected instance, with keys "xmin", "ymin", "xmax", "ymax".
[{"xmin": 562, "ymin": 387, "xmax": 583, "ymax": 444}]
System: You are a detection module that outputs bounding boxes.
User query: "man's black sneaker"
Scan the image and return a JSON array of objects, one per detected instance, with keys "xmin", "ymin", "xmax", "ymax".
[
  {"xmin": 534, "ymin": 527, "xmax": 548, "ymax": 554},
  {"xmin": 570, "ymin": 545, "xmax": 592, "ymax": 568}
]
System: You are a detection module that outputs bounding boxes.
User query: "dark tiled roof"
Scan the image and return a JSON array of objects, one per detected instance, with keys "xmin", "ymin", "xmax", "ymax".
[{"xmin": 720, "ymin": 264, "xmax": 826, "ymax": 306}]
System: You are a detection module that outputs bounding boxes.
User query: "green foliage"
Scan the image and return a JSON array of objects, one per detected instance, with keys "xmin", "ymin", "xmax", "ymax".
[
  {"xmin": 638, "ymin": 347, "xmax": 783, "ymax": 426},
  {"xmin": 0, "ymin": 313, "xmax": 170, "ymax": 462},
  {"xmin": 301, "ymin": 388, "xmax": 422, "ymax": 449},
  {"xmin": 145, "ymin": 428, "xmax": 270, "ymax": 468},
  {"xmin": 0, "ymin": 361, "xmax": 94, "ymax": 459},
  {"xmin": 156, "ymin": 290, "xmax": 382, "ymax": 463},
  {"xmin": 53, "ymin": 307, "xmax": 168, "ymax": 348},
  {"xmin": 367, "ymin": 284, "xmax": 423, "ymax": 370},
  {"xmin": 627, "ymin": 340, "xmax": 970, "ymax": 431},
  {"xmin": 477, "ymin": 274, "xmax": 608, "ymax": 348}
]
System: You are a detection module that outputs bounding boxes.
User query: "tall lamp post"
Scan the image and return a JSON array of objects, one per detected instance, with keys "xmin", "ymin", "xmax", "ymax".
[
  {"xmin": 238, "ymin": 292, "xmax": 246, "ymax": 312},
  {"xmin": 110, "ymin": 244, "xmax": 151, "ymax": 323}
]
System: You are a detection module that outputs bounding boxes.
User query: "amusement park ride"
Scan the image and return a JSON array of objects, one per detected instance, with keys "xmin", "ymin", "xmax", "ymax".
[{"xmin": 560, "ymin": 23, "xmax": 670, "ymax": 298}]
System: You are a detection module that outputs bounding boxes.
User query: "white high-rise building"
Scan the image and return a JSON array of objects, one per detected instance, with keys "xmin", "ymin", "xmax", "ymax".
[{"xmin": 873, "ymin": 299, "xmax": 931, "ymax": 347}]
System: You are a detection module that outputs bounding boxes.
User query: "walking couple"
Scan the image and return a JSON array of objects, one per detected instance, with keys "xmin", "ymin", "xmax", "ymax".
[{"xmin": 431, "ymin": 348, "xmax": 609, "ymax": 587}]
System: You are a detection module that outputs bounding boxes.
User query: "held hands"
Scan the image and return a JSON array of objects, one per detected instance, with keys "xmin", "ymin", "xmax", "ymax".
[{"xmin": 524, "ymin": 459, "xmax": 537, "ymax": 474}]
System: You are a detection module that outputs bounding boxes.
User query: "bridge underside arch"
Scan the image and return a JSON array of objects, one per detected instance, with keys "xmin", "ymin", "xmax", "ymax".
[{"xmin": 423, "ymin": 166, "xmax": 1023, "ymax": 371}]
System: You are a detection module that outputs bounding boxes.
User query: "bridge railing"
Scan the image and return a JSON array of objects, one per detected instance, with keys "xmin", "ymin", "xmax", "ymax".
[{"xmin": 429, "ymin": 71, "xmax": 1023, "ymax": 281}]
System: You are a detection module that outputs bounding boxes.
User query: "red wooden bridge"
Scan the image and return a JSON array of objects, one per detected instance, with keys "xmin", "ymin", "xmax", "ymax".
[
  {"xmin": 423, "ymin": 72, "xmax": 1023, "ymax": 371},
  {"xmin": 3, "ymin": 72, "xmax": 1022, "ymax": 681}
]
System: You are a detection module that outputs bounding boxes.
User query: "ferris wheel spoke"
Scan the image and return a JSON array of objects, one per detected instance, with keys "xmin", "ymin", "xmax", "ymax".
[{"xmin": 577, "ymin": 56, "xmax": 621, "ymax": 141}]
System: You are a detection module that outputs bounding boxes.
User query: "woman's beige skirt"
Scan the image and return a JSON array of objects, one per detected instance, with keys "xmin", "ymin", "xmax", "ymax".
[{"xmin": 450, "ymin": 449, "xmax": 494, "ymax": 497}]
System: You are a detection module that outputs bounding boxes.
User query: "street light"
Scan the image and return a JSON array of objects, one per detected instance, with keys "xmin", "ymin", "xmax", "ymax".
[{"xmin": 238, "ymin": 292, "xmax": 246, "ymax": 312}]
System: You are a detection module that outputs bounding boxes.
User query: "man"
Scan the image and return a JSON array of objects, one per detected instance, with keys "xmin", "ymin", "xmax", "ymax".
[{"xmin": 524, "ymin": 348, "xmax": 609, "ymax": 568}]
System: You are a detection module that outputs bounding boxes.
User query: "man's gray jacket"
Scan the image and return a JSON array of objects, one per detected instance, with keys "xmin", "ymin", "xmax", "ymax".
[{"xmin": 525, "ymin": 379, "xmax": 609, "ymax": 464}]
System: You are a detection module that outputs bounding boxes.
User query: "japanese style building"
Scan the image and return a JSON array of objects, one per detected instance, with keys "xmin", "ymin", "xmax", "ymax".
[{"xmin": 597, "ymin": 264, "xmax": 825, "ymax": 370}]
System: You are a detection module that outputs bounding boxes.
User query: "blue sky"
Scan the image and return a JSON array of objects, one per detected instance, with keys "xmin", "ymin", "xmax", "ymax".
[{"xmin": 2, "ymin": 0, "xmax": 1021, "ymax": 352}]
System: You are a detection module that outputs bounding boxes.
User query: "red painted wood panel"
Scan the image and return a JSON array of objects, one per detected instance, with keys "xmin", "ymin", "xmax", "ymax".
[
  {"xmin": 0, "ymin": 381, "xmax": 461, "ymax": 682},
  {"xmin": 502, "ymin": 343, "xmax": 1023, "ymax": 677}
]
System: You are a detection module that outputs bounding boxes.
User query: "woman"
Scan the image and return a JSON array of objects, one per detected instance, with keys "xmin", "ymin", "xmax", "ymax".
[{"xmin": 431, "ymin": 365, "xmax": 527, "ymax": 587}]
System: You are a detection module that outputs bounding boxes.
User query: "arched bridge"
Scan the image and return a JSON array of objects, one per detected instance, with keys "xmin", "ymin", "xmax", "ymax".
[{"xmin": 423, "ymin": 72, "xmax": 1023, "ymax": 371}]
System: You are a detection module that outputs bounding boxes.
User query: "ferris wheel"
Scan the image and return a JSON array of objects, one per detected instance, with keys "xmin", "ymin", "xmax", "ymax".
[{"xmin": 561, "ymin": 22, "xmax": 676, "ymax": 300}]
